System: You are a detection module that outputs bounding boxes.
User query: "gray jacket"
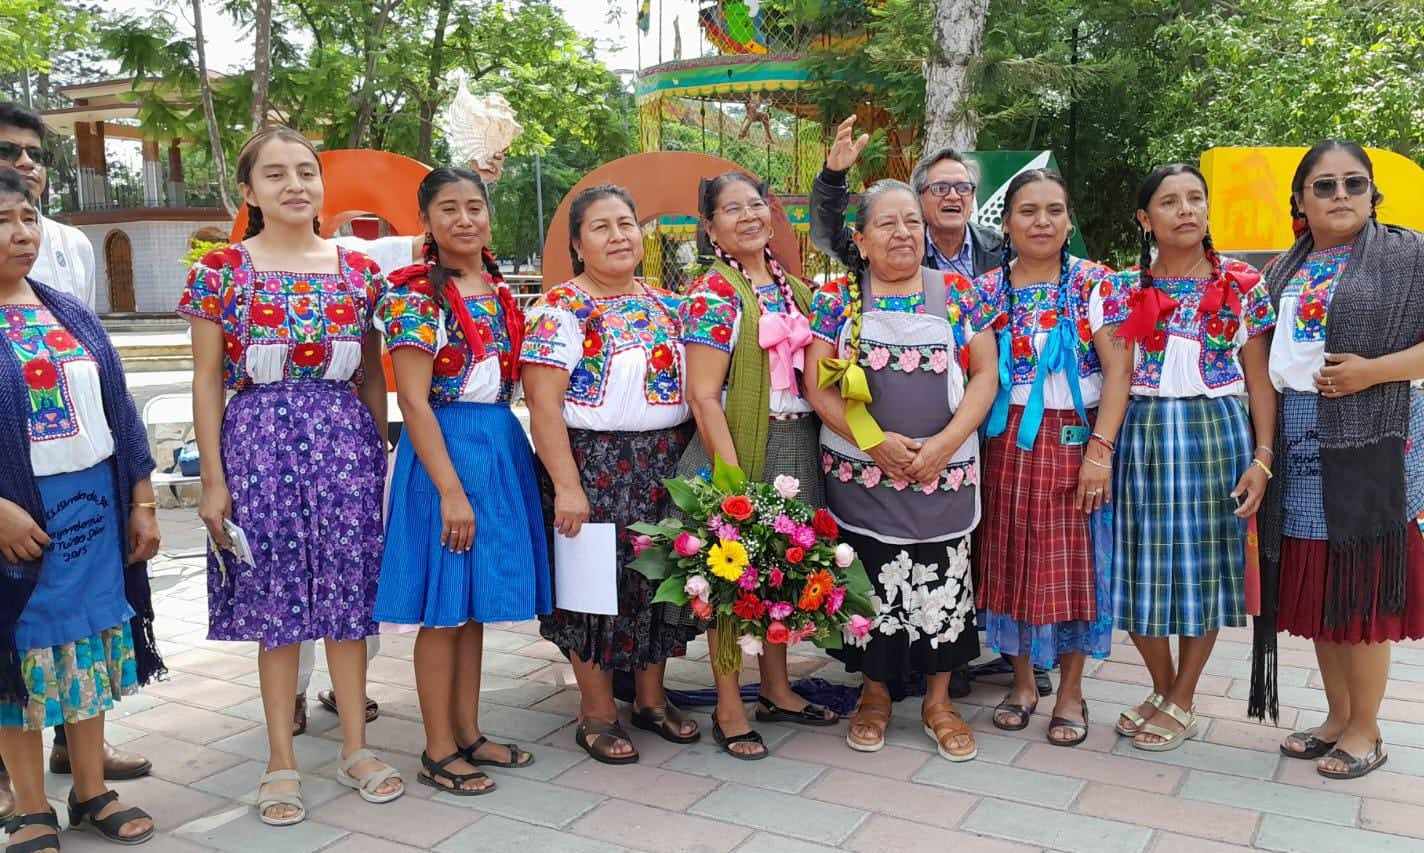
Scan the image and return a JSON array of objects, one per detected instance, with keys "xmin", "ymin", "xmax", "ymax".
[{"xmin": 810, "ymin": 166, "xmax": 1005, "ymax": 277}]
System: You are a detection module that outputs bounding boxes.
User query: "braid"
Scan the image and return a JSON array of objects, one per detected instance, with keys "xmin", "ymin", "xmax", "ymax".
[
  {"xmin": 845, "ymin": 266, "xmax": 866, "ymax": 361},
  {"xmin": 999, "ymin": 235, "xmax": 1013, "ymax": 279},
  {"xmin": 1138, "ymin": 228, "xmax": 1155, "ymax": 291},
  {"xmin": 242, "ymin": 204, "xmax": 265, "ymax": 239},
  {"xmin": 1059, "ymin": 241, "xmax": 1072, "ymax": 298},
  {"xmin": 764, "ymin": 246, "xmax": 800, "ymax": 317},
  {"xmin": 422, "ymin": 233, "xmax": 449, "ymax": 314},
  {"xmin": 1202, "ymin": 231, "xmax": 1223, "ymax": 283}
]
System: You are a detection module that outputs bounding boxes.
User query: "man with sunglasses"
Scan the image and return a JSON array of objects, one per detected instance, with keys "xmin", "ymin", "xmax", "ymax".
[
  {"xmin": 0, "ymin": 103, "xmax": 96, "ymax": 309},
  {"xmin": 0, "ymin": 105, "xmax": 148, "ymax": 825}
]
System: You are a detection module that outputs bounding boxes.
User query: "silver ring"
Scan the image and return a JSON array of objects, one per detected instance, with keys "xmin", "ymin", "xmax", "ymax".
[{"xmin": 1090, "ymin": 489, "xmax": 1102, "ymax": 495}]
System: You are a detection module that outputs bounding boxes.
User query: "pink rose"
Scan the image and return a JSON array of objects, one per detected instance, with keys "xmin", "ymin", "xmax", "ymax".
[
  {"xmin": 964, "ymin": 466, "xmax": 979, "ymax": 486},
  {"xmin": 684, "ymin": 575, "xmax": 710, "ymax": 601},
  {"xmin": 849, "ymin": 615, "xmax": 872, "ymax": 638},
  {"xmin": 947, "ymin": 467, "xmax": 965, "ymax": 491},
  {"xmin": 860, "ymin": 465, "xmax": 882, "ymax": 488},
  {"xmin": 821, "ymin": 452, "xmax": 834, "ymax": 473},
  {"xmin": 792, "ymin": 525, "xmax": 817, "ymax": 549},
  {"xmin": 768, "ymin": 602, "xmax": 793, "ymax": 620},
  {"xmin": 890, "ymin": 478, "xmax": 909, "ymax": 491},
  {"xmin": 930, "ymin": 349, "xmax": 950, "ymax": 374},
  {"xmin": 773, "ymin": 475, "xmax": 801, "ymax": 499},
  {"xmin": 897, "ymin": 347, "xmax": 922, "ymax": 372},
  {"xmin": 920, "ymin": 480, "xmax": 938, "ymax": 495},
  {"xmin": 691, "ymin": 597, "xmax": 713, "ymax": 620},
  {"xmin": 834, "ymin": 543, "xmax": 856, "ymax": 568},
  {"xmin": 825, "ymin": 586, "xmax": 846, "ymax": 615},
  {"xmin": 631, "ymin": 534, "xmax": 653, "ymax": 556},
  {"xmin": 769, "ymin": 568, "xmax": 785, "ymax": 588},
  {"xmin": 767, "ymin": 622, "xmax": 790, "ymax": 644},
  {"xmin": 715, "ymin": 523, "xmax": 740, "ymax": 541},
  {"xmin": 674, "ymin": 532, "xmax": 703, "ymax": 557},
  {"xmin": 867, "ymin": 346, "xmax": 891, "ymax": 371},
  {"xmin": 837, "ymin": 461, "xmax": 854, "ymax": 483}
]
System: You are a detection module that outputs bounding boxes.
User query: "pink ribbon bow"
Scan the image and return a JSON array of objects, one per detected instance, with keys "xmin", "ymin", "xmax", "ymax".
[{"xmin": 759, "ymin": 311, "xmax": 812, "ymax": 392}]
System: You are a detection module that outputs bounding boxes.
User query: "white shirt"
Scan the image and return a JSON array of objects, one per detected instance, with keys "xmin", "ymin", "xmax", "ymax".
[
  {"xmin": 1269, "ymin": 245, "xmax": 1353, "ymax": 394},
  {"xmin": 32, "ymin": 215, "xmax": 96, "ymax": 309}
]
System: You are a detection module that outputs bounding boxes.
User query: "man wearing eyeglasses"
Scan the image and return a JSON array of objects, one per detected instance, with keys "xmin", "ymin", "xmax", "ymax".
[
  {"xmin": 0, "ymin": 103, "xmax": 96, "ymax": 309},
  {"xmin": 810, "ymin": 115, "xmax": 1005, "ymax": 280}
]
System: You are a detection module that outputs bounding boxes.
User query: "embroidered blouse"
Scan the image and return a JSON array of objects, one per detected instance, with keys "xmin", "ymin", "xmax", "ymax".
[
  {"xmin": 1269, "ymin": 245, "xmax": 1353, "ymax": 394},
  {"xmin": 519, "ymin": 279, "xmax": 689, "ymax": 432},
  {"xmin": 679, "ymin": 270, "xmax": 812, "ymax": 416},
  {"xmin": 962, "ymin": 258, "xmax": 1115, "ymax": 410},
  {"xmin": 809, "ymin": 276, "xmax": 978, "ymax": 355},
  {"xmin": 375, "ymin": 267, "xmax": 516, "ymax": 406},
  {"xmin": 3, "ymin": 304, "xmax": 114, "ymax": 476},
  {"xmin": 1093, "ymin": 258, "xmax": 1275, "ymax": 398},
  {"xmin": 176, "ymin": 243, "xmax": 383, "ymax": 390}
]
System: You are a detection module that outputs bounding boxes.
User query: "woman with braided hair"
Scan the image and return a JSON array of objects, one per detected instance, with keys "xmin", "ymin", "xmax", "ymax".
[
  {"xmin": 372, "ymin": 167, "xmax": 550, "ymax": 794},
  {"xmin": 179, "ymin": 126, "xmax": 404, "ymax": 825},
  {"xmin": 803, "ymin": 180, "xmax": 997, "ymax": 760},
  {"xmin": 675, "ymin": 171, "xmax": 835, "ymax": 760},
  {"xmin": 962, "ymin": 169, "xmax": 1127, "ymax": 747},
  {"xmin": 1096, "ymin": 164, "xmax": 1277, "ymax": 752},
  {"xmin": 1258, "ymin": 141, "xmax": 1424, "ymax": 780}
]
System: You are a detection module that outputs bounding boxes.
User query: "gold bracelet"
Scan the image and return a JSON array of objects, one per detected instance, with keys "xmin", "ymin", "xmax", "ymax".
[
  {"xmin": 132, "ymin": 501, "xmax": 158, "ymax": 509},
  {"xmin": 1085, "ymin": 455, "xmax": 1111, "ymax": 470},
  {"xmin": 1251, "ymin": 458, "xmax": 1273, "ymax": 479}
]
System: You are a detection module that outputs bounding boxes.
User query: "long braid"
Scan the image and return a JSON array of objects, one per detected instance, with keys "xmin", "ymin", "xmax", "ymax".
[
  {"xmin": 999, "ymin": 235, "xmax": 1013, "ymax": 281},
  {"xmin": 482, "ymin": 246, "xmax": 523, "ymax": 382},
  {"xmin": 763, "ymin": 246, "xmax": 802, "ymax": 317},
  {"xmin": 845, "ymin": 264, "xmax": 866, "ymax": 363},
  {"xmin": 1202, "ymin": 231, "xmax": 1223, "ymax": 285},
  {"xmin": 1138, "ymin": 228, "xmax": 1155, "ymax": 289},
  {"xmin": 242, "ymin": 204, "xmax": 264, "ymax": 240},
  {"xmin": 421, "ymin": 233, "xmax": 449, "ymax": 315}
]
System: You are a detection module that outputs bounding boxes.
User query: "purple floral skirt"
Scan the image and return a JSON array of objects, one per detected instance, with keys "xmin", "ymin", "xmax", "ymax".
[{"xmin": 207, "ymin": 380, "xmax": 386, "ymax": 649}]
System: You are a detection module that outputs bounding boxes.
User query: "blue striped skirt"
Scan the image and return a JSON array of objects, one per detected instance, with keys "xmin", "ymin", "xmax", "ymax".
[
  {"xmin": 374, "ymin": 402, "xmax": 552, "ymax": 627},
  {"xmin": 1111, "ymin": 396, "xmax": 1251, "ymax": 636}
]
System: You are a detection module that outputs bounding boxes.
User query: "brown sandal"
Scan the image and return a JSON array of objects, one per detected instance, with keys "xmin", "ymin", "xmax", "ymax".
[
  {"xmin": 846, "ymin": 693, "xmax": 892, "ymax": 752},
  {"xmin": 574, "ymin": 719, "xmax": 639, "ymax": 765},
  {"xmin": 293, "ymin": 696, "xmax": 308, "ymax": 736},
  {"xmin": 630, "ymin": 703, "xmax": 700, "ymax": 744},
  {"xmin": 923, "ymin": 703, "xmax": 977, "ymax": 762}
]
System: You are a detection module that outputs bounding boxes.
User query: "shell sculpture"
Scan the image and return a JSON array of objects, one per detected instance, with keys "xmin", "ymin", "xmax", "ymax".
[{"xmin": 438, "ymin": 69, "xmax": 524, "ymax": 171}]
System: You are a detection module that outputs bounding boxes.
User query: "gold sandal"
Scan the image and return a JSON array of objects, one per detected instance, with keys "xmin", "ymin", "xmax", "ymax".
[
  {"xmin": 923, "ymin": 703, "xmax": 977, "ymax": 762},
  {"xmin": 1132, "ymin": 701, "xmax": 1197, "ymax": 752},
  {"xmin": 1116, "ymin": 691, "xmax": 1163, "ymax": 736},
  {"xmin": 846, "ymin": 694, "xmax": 892, "ymax": 752}
]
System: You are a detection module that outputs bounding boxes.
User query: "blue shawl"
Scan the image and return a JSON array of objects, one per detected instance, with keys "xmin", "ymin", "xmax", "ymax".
[{"xmin": 0, "ymin": 280, "xmax": 163, "ymax": 704}]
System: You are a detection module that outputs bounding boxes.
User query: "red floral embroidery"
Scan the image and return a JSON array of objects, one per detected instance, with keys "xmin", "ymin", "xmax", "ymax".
[
  {"xmin": 23, "ymin": 358, "xmax": 57, "ymax": 390},
  {"xmin": 706, "ymin": 274, "xmax": 736, "ymax": 299},
  {"xmin": 251, "ymin": 303, "xmax": 286, "ymax": 327},
  {"xmin": 1205, "ymin": 316, "xmax": 1225, "ymax": 336},
  {"xmin": 42, "ymin": 329, "xmax": 77, "ymax": 352},
  {"xmin": 1011, "ymin": 335, "xmax": 1033, "ymax": 359},
  {"xmin": 324, "ymin": 302, "xmax": 356, "ymax": 324},
  {"xmin": 688, "ymin": 296, "xmax": 709, "ymax": 318},
  {"xmin": 1147, "ymin": 329, "xmax": 1168, "ymax": 353},
  {"xmin": 200, "ymin": 247, "xmax": 241, "ymax": 270},
  {"xmin": 433, "ymin": 345, "xmax": 465, "ymax": 377},
  {"xmin": 1077, "ymin": 317, "xmax": 1093, "ymax": 343},
  {"xmin": 291, "ymin": 342, "xmax": 326, "ymax": 367},
  {"xmin": 710, "ymin": 324, "xmax": 732, "ymax": 345},
  {"xmin": 223, "ymin": 333, "xmax": 243, "ymax": 363},
  {"xmin": 992, "ymin": 313, "xmax": 1010, "ymax": 331},
  {"xmin": 650, "ymin": 343, "xmax": 674, "ymax": 370},
  {"xmin": 582, "ymin": 328, "xmax": 603, "ymax": 357},
  {"xmin": 947, "ymin": 272, "xmax": 972, "ymax": 292},
  {"xmin": 1039, "ymin": 310, "xmax": 1059, "ymax": 330}
]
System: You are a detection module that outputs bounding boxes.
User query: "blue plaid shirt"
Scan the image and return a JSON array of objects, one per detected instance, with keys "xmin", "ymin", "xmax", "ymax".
[{"xmin": 925, "ymin": 227, "xmax": 975, "ymax": 279}]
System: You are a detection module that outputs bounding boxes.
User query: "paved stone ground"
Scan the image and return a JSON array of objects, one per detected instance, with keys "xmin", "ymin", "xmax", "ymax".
[{"xmin": 6, "ymin": 507, "xmax": 1424, "ymax": 853}]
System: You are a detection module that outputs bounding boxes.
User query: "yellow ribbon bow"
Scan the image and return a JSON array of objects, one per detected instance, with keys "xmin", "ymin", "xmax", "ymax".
[{"xmin": 817, "ymin": 355, "xmax": 885, "ymax": 450}]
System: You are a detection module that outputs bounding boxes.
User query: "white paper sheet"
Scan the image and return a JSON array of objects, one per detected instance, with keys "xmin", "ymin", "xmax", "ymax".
[{"xmin": 553, "ymin": 523, "xmax": 619, "ymax": 615}]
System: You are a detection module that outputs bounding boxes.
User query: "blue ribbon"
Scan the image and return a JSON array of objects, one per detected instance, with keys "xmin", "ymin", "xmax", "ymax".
[
  {"xmin": 985, "ymin": 326, "xmax": 1014, "ymax": 438},
  {"xmin": 987, "ymin": 322, "xmax": 1089, "ymax": 451}
]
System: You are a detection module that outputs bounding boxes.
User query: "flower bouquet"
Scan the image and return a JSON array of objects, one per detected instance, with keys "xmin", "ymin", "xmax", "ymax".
[{"xmin": 628, "ymin": 456, "xmax": 876, "ymax": 674}]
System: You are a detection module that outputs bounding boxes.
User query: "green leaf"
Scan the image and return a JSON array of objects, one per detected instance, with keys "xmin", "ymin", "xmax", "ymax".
[
  {"xmin": 664, "ymin": 478, "xmax": 702, "ymax": 516},
  {"xmin": 628, "ymin": 548, "xmax": 670, "ymax": 581},
  {"xmin": 652, "ymin": 575, "xmax": 689, "ymax": 606},
  {"xmin": 628, "ymin": 520, "xmax": 682, "ymax": 538},
  {"xmin": 815, "ymin": 627, "xmax": 844, "ymax": 651},
  {"xmin": 711, "ymin": 454, "xmax": 747, "ymax": 494}
]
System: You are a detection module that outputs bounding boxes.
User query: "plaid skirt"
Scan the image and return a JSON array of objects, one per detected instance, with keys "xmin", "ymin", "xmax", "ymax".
[
  {"xmin": 676, "ymin": 414, "xmax": 825, "ymax": 508},
  {"xmin": 537, "ymin": 424, "xmax": 700, "ymax": 670},
  {"xmin": 977, "ymin": 406, "xmax": 1097, "ymax": 624},
  {"xmin": 1112, "ymin": 396, "xmax": 1251, "ymax": 636}
]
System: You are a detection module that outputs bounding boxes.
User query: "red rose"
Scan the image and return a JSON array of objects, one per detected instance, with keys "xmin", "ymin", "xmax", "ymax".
[
  {"xmin": 650, "ymin": 343, "xmax": 674, "ymax": 371},
  {"xmin": 720, "ymin": 495, "xmax": 754, "ymax": 521},
  {"xmin": 251, "ymin": 303, "xmax": 286, "ymax": 327},
  {"xmin": 23, "ymin": 358, "xmax": 57, "ymax": 390},
  {"xmin": 1039, "ymin": 310, "xmax": 1059, "ymax": 330},
  {"xmin": 201, "ymin": 247, "xmax": 241, "ymax": 270},
  {"xmin": 785, "ymin": 546, "xmax": 805, "ymax": 564},
  {"xmin": 291, "ymin": 342, "xmax": 326, "ymax": 367},
  {"xmin": 43, "ymin": 329, "xmax": 77, "ymax": 352},
  {"xmin": 732, "ymin": 594, "xmax": 766, "ymax": 620},
  {"xmin": 1205, "ymin": 316, "xmax": 1224, "ymax": 336},
  {"xmin": 812, "ymin": 508, "xmax": 838, "ymax": 539},
  {"xmin": 1011, "ymin": 335, "xmax": 1033, "ymax": 359},
  {"xmin": 766, "ymin": 621, "xmax": 790, "ymax": 644},
  {"xmin": 325, "ymin": 302, "xmax": 356, "ymax": 324},
  {"xmin": 433, "ymin": 345, "xmax": 466, "ymax": 377},
  {"xmin": 223, "ymin": 333, "xmax": 243, "ymax": 363},
  {"xmin": 583, "ymin": 329, "xmax": 603, "ymax": 357},
  {"xmin": 710, "ymin": 325, "xmax": 732, "ymax": 344}
]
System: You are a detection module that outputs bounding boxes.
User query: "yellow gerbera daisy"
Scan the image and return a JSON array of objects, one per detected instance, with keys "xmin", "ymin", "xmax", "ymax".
[{"xmin": 707, "ymin": 539, "xmax": 749, "ymax": 582}]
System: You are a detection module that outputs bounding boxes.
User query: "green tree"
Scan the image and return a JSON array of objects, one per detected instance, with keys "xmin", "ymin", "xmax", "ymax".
[{"xmin": 0, "ymin": 0, "xmax": 93, "ymax": 79}]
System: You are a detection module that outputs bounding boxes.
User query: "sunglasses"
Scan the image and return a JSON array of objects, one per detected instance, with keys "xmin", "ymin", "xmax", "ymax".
[
  {"xmin": 924, "ymin": 180, "xmax": 977, "ymax": 198},
  {"xmin": 0, "ymin": 141, "xmax": 50, "ymax": 167},
  {"xmin": 1309, "ymin": 175, "xmax": 1371, "ymax": 199}
]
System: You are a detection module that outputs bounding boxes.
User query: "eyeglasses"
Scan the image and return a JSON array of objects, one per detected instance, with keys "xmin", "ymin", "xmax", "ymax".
[
  {"xmin": 1309, "ymin": 175, "xmax": 1371, "ymax": 199},
  {"xmin": 924, "ymin": 180, "xmax": 976, "ymax": 198},
  {"xmin": 0, "ymin": 141, "xmax": 49, "ymax": 167},
  {"xmin": 717, "ymin": 199, "xmax": 769, "ymax": 218}
]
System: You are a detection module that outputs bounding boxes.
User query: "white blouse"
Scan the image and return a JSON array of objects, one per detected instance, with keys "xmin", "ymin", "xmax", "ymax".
[{"xmin": 1269, "ymin": 245, "xmax": 1352, "ymax": 394}]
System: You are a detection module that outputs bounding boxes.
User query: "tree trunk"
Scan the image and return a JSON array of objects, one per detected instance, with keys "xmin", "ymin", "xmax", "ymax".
[
  {"xmin": 347, "ymin": 0, "xmax": 399, "ymax": 148},
  {"xmin": 250, "ymin": 0, "xmax": 273, "ymax": 130},
  {"xmin": 192, "ymin": 0, "xmax": 236, "ymax": 216},
  {"xmin": 923, "ymin": 0, "xmax": 989, "ymax": 153},
  {"xmin": 416, "ymin": 0, "xmax": 453, "ymax": 163}
]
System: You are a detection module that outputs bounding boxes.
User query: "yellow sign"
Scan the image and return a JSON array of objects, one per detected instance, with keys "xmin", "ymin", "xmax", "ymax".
[{"xmin": 1201, "ymin": 146, "xmax": 1424, "ymax": 253}]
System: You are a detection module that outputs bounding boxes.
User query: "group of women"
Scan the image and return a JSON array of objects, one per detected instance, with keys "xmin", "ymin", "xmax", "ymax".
[{"xmin": 1, "ymin": 121, "xmax": 1420, "ymax": 851}]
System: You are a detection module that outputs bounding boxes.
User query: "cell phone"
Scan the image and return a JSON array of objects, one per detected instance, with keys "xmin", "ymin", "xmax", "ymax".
[{"xmin": 1061, "ymin": 425, "xmax": 1089, "ymax": 447}]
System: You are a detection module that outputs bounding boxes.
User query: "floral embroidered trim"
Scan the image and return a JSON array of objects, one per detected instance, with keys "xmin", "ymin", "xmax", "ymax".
[
  {"xmin": 869, "ymin": 541, "xmax": 974, "ymax": 648},
  {"xmin": 859, "ymin": 341, "xmax": 952, "ymax": 375},
  {"xmin": 821, "ymin": 448, "xmax": 978, "ymax": 494},
  {"xmin": 4, "ymin": 305, "xmax": 90, "ymax": 442}
]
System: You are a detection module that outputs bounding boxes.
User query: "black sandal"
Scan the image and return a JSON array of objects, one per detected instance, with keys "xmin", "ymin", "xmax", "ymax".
[
  {"xmin": 713, "ymin": 721, "xmax": 769, "ymax": 761},
  {"xmin": 4, "ymin": 810, "xmax": 60, "ymax": 853},
  {"xmin": 66, "ymin": 789, "xmax": 153, "ymax": 846},
  {"xmin": 1047, "ymin": 700, "xmax": 1090, "ymax": 748},
  {"xmin": 1317, "ymin": 739, "xmax": 1388, "ymax": 780},
  {"xmin": 630, "ymin": 703, "xmax": 701, "ymax": 744},
  {"xmin": 1280, "ymin": 729, "xmax": 1338, "ymax": 760},
  {"xmin": 754, "ymin": 696, "xmax": 838, "ymax": 727},
  {"xmin": 293, "ymin": 695, "xmax": 308, "ymax": 737},
  {"xmin": 460, "ymin": 735, "xmax": 534, "ymax": 769},
  {"xmin": 574, "ymin": 719, "xmax": 639, "ymax": 765},
  {"xmin": 992, "ymin": 696, "xmax": 1037, "ymax": 731},
  {"xmin": 417, "ymin": 751, "xmax": 494, "ymax": 797},
  {"xmin": 317, "ymin": 690, "xmax": 378, "ymax": 722}
]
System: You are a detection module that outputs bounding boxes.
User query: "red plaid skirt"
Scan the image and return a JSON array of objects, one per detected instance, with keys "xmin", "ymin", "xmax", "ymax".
[
  {"xmin": 1278, "ymin": 532, "xmax": 1424, "ymax": 643},
  {"xmin": 977, "ymin": 406, "xmax": 1097, "ymax": 625}
]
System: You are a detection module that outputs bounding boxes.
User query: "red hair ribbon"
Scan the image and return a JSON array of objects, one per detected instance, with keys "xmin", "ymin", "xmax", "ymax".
[{"xmin": 1200, "ymin": 267, "xmax": 1258, "ymax": 317}]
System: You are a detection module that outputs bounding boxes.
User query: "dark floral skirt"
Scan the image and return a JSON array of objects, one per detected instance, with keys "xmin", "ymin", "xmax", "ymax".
[{"xmin": 537, "ymin": 424, "xmax": 699, "ymax": 670}]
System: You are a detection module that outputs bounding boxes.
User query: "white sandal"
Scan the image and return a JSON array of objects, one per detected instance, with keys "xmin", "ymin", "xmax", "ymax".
[
  {"xmin": 336, "ymin": 749, "xmax": 405, "ymax": 804},
  {"xmin": 256, "ymin": 769, "xmax": 306, "ymax": 827},
  {"xmin": 1132, "ymin": 701, "xmax": 1198, "ymax": 752},
  {"xmin": 1116, "ymin": 692, "xmax": 1163, "ymax": 736}
]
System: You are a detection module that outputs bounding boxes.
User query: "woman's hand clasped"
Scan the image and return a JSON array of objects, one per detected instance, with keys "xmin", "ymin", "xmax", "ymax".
[
  {"xmin": 866, "ymin": 432, "xmax": 922, "ymax": 483},
  {"xmin": 0, "ymin": 498, "xmax": 49, "ymax": 563}
]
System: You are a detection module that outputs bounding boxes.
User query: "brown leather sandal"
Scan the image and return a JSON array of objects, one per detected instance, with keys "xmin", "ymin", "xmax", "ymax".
[
  {"xmin": 630, "ymin": 703, "xmax": 700, "ymax": 744},
  {"xmin": 923, "ymin": 703, "xmax": 977, "ymax": 762},
  {"xmin": 574, "ymin": 719, "xmax": 639, "ymax": 765},
  {"xmin": 293, "ymin": 695, "xmax": 308, "ymax": 736},
  {"xmin": 846, "ymin": 693, "xmax": 892, "ymax": 752}
]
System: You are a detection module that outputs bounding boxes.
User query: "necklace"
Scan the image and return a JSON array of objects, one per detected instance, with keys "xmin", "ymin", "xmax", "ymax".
[{"xmin": 1153, "ymin": 254, "xmax": 1209, "ymax": 279}]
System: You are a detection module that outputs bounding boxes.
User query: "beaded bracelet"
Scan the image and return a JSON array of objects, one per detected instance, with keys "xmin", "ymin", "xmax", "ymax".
[
  {"xmin": 1089, "ymin": 433, "xmax": 1116, "ymax": 453},
  {"xmin": 1251, "ymin": 459, "xmax": 1273, "ymax": 479}
]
